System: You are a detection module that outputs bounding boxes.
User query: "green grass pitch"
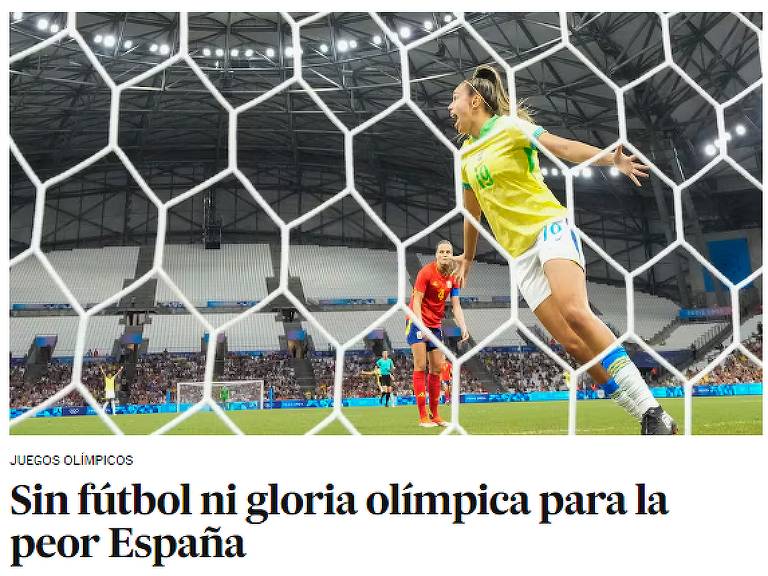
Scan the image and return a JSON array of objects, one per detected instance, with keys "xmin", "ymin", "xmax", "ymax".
[{"xmin": 10, "ymin": 396, "xmax": 762, "ymax": 435}]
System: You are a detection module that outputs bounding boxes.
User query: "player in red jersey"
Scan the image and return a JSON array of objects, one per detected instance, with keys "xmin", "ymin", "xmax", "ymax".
[
  {"xmin": 440, "ymin": 360, "xmax": 452, "ymax": 405},
  {"xmin": 406, "ymin": 240, "xmax": 469, "ymax": 427}
]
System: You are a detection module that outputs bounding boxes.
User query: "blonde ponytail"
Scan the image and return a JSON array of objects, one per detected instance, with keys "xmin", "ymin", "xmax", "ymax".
[{"xmin": 467, "ymin": 64, "xmax": 535, "ymax": 123}]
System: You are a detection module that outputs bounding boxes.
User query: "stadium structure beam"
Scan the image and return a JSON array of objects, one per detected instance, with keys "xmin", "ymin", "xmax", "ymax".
[{"xmin": 9, "ymin": 12, "xmax": 760, "ymax": 257}]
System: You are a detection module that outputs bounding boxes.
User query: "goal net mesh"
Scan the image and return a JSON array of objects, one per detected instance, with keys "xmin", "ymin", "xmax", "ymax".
[{"xmin": 8, "ymin": 11, "xmax": 763, "ymax": 435}]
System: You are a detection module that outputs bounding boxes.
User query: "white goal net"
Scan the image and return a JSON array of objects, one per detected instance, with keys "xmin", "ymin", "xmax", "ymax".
[
  {"xmin": 176, "ymin": 380, "xmax": 265, "ymax": 413},
  {"xmin": 8, "ymin": 11, "xmax": 763, "ymax": 436}
]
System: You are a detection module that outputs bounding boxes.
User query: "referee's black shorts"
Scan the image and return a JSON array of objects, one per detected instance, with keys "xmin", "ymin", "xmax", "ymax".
[{"xmin": 380, "ymin": 374, "xmax": 392, "ymax": 387}]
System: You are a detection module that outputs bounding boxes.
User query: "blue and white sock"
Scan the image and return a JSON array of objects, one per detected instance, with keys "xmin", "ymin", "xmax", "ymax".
[{"xmin": 601, "ymin": 346, "xmax": 659, "ymax": 421}]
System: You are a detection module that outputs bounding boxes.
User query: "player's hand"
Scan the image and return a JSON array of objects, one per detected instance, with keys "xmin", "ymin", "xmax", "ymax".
[
  {"xmin": 612, "ymin": 144, "xmax": 649, "ymax": 187},
  {"xmin": 449, "ymin": 253, "xmax": 472, "ymax": 287},
  {"xmin": 459, "ymin": 327, "xmax": 470, "ymax": 344}
]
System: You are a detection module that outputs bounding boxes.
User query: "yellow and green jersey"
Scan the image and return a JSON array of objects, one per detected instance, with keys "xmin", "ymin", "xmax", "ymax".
[
  {"xmin": 461, "ymin": 115, "xmax": 567, "ymax": 257},
  {"xmin": 103, "ymin": 374, "xmax": 116, "ymax": 395}
]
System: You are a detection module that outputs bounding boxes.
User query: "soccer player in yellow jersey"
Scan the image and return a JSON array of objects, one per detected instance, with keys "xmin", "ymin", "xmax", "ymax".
[
  {"xmin": 449, "ymin": 65, "xmax": 676, "ymax": 435},
  {"xmin": 99, "ymin": 364, "xmax": 123, "ymax": 415}
]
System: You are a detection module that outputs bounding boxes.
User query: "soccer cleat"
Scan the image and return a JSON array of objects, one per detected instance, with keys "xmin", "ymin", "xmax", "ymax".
[
  {"xmin": 419, "ymin": 417, "xmax": 438, "ymax": 428},
  {"xmin": 431, "ymin": 417, "xmax": 449, "ymax": 427},
  {"xmin": 641, "ymin": 406, "xmax": 678, "ymax": 435}
]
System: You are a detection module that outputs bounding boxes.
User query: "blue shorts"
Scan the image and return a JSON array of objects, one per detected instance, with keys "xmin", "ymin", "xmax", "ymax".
[{"xmin": 405, "ymin": 319, "xmax": 443, "ymax": 351}]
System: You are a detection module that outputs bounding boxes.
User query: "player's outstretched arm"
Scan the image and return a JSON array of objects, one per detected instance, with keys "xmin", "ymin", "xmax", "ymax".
[{"xmin": 537, "ymin": 133, "xmax": 649, "ymax": 186}]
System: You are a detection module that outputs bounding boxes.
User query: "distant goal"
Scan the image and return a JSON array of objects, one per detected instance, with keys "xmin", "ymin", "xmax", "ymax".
[{"xmin": 175, "ymin": 379, "xmax": 265, "ymax": 412}]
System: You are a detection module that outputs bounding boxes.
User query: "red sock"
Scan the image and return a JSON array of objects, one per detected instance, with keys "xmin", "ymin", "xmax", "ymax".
[
  {"xmin": 413, "ymin": 371, "xmax": 427, "ymax": 420},
  {"xmin": 428, "ymin": 373, "xmax": 441, "ymax": 420}
]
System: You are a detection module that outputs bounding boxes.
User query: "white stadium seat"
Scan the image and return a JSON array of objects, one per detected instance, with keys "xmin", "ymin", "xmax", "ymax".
[
  {"xmin": 10, "ymin": 315, "xmax": 123, "ymax": 357},
  {"xmin": 291, "ymin": 245, "xmax": 406, "ymax": 302},
  {"xmin": 155, "ymin": 244, "xmax": 272, "ymax": 305},
  {"xmin": 143, "ymin": 313, "xmax": 283, "ymax": 353},
  {"xmin": 10, "ymin": 247, "xmax": 139, "ymax": 306}
]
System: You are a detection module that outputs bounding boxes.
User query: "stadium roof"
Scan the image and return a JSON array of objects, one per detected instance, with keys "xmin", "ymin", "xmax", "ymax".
[{"xmin": 10, "ymin": 12, "xmax": 763, "ymax": 291}]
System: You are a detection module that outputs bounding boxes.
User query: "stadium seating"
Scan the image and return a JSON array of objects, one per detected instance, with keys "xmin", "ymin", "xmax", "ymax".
[
  {"xmin": 722, "ymin": 314, "xmax": 763, "ymax": 347},
  {"xmin": 463, "ymin": 308, "xmax": 526, "ymax": 346},
  {"xmin": 303, "ymin": 309, "xmax": 533, "ymax": 350},
  {"xmin": 302, "ymin": 310, "xmax": 406, "ymax": 350},
  {"xmin": 585, "ymin": 282, "xmax": 628, "ymax": 333},
  {"xmin": 9, "ymin": 315, "xmax": 123, "ymax": 358},
  {"xmin": 655, "ymin": 322, "xmax": 723, "ymax": 351},
  {"xmin": 587, "ymin": 281, "xmax": 680, "ymax": 340},
  {"xmin": 290, "ymin": 245, "xmax": 406, "ymax": 302},
  {"xmin": 741, "ymin": 314, "xmax": 762, "ymax": 340},
  {"xmin": 155, "ymin": 243, "xmax": 272, "ymax": 305},
  {"xmin": 8, "ymin": 243, "xmax": 687, "ymax": 361},
  {"xmin": 144, "ymin": 312, "xmax": 283, "ymax": 353},
  {"xmin": 10, "ymin": 247, "xmax": 139, "ymax": 306},
  {"xmin": 632, "ymin": 289, "xmax": 681, "ymax": 340}
]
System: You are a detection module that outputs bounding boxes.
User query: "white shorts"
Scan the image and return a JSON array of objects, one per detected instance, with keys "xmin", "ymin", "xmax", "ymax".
[
  {"xmin": 511, "ymin": 218, "xmax": 585, "ymax": 311},
  {"xmin": 105, "ymin": 390, "xmax": 115, "ymax": 400}
]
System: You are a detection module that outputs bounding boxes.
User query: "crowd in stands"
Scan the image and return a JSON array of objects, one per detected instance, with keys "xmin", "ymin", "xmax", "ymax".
[
  {"xmin": 9, "ymin": 362, "xmax": 75, "ymax": 408},
  {"xmin": 310, "ymin": 353, "xmax": 484, "ymax": 399},
  {"xmin": 481, "ymin": 350, "xmax": 571, "ymax": 392},
  {"xmin": 311, "ymin": 355, "xmax": 374, "ymax": 399},
  {"xmin": 9, "ymin": 352, "xmax": 301, "ymax": 409},
  {"xmin": 746, "ymin": 333, "xmax": 762, "ymax": 359},
  {"xmin": 701, "ymin": 353, "xmax": 762, "ymax": 384},
  {"xmin": 660, "ymin": 334, "xmax": 763, "ymax": 386},
  {"xmin": 221, "ymin": 354, "xmax": 300, "ymax": 399},
  {"xmin": 10, "ymin": 336, "xmax": 763, "ymax": 410}
]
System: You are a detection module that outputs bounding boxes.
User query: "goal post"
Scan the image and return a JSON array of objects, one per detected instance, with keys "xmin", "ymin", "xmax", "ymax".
[{"xmin": 175, "ymin": 379, "xmax": 265, "ymax": 413}]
